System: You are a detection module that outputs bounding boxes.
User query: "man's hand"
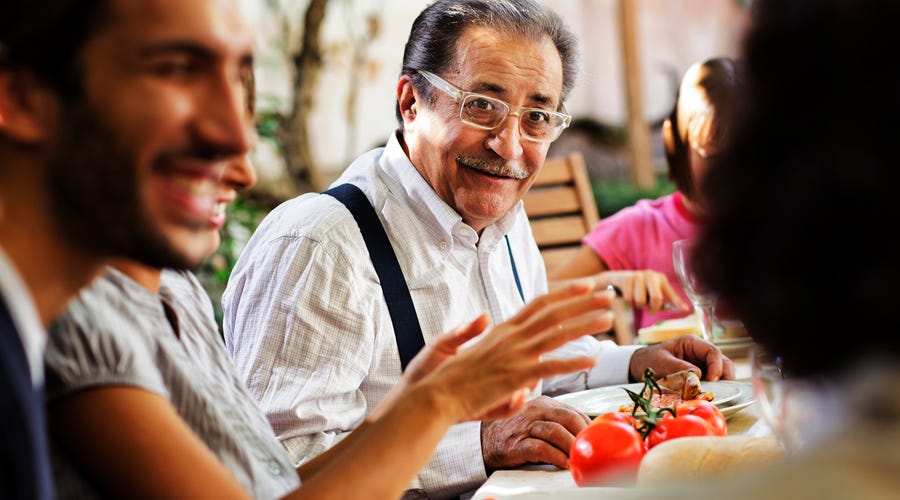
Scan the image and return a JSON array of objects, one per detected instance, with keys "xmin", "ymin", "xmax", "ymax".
[
  {"xmin": 481, "ymin": 396, "xmax": 591, "ymax": 471},
  {"xmin": 628, "ymin": 335, "xmax": 736, "ymax": 382}
]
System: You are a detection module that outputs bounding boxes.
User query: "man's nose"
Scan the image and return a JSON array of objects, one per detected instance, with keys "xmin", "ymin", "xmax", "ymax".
[
  {"xmin": 193, "ymin": 76, "xmax": 251, "ymax": 159},
  {"xmin": 484, "ymin": 113, "xmax": 524, "ymax": 159}
]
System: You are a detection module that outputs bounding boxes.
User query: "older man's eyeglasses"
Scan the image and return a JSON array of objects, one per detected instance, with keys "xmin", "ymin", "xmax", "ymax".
[{"xmin": 416, "ymin": 70, "xmax": 571, "ymax": 143}]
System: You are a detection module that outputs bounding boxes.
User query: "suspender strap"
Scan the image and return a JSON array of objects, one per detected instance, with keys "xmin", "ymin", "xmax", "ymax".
[
  {"xmin": 323, "ymin": 184, "xmax": 425, "ymax": 372},
  {"xmin": 505, "ymin": 235, "xmax": 525, "ymax": 304}
]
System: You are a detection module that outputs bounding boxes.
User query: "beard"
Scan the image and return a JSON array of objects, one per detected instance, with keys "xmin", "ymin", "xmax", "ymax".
[{"xmin": 45, "ymin": 100, "xmax": 207, "ymax": 270}]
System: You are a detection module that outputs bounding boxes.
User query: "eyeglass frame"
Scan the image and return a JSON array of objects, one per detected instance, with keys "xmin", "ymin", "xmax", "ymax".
[{"xmin": 415, "ymin": 69, "xmax": 572, "ymax": 143}]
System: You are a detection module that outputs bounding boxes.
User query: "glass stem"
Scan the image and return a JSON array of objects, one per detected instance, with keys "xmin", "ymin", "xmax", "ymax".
[{"xmin": 697, "ymin": 305, "xmax": 716, "ymax": 342}]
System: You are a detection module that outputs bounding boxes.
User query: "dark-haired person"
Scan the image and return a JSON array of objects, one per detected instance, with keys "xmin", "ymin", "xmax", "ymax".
[
  {"xmin": 0, "ymin": 0, "xmax": 252, "ymax": 497},
  {"xmin": 549, "ymin": 57, "xmax": 739, "ymax": 332},
  {"xmin": 684, "ymin": 0, "xmax": 900, "ymax": 497},
  {"xmin": 223, "ymin": 1, "xmax": 733, "ymax": 496}
]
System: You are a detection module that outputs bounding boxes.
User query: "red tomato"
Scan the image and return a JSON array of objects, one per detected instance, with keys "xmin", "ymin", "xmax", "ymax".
[
  {"xmin": 569, "ymin": 420, "xmax": 646, "ymax": 487},
  {"xmin": 675, "ymin": 400, "xmax": 727, "ymax": 437},
  {"xmin": 591, "ymin": 412, "xmax": 636, "ymax": 427},
  {"xmin": 646, "ymin": 414, "xmax": 714, "ymax": 448}
]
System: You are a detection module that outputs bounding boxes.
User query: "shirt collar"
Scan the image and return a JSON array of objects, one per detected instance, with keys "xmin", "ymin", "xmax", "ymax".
[
  {"xmin": 378, "ymin": 131, "xmax": 524, "ymax": 250},
  {"xmin": 0, "ymin": 245, "xmax": 47, "ymax": 386}
]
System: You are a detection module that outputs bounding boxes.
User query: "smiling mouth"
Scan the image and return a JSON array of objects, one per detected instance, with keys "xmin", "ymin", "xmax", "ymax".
[{"xmin": 457, "ymin": 156, "xmax": 529, "ymax": 180}]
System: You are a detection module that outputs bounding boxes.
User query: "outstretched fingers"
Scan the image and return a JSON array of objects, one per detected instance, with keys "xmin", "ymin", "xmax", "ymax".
[
  {"xmin": 429, "ymin": 314, "xmax": 491, "ymax": 355},
  {"xmin": 505, "ymin": 289, "xmax": 616, "ymax": 356},
  {"xmin": 531, "ymin": 356, "xmax": 596, "ymax": 381}
]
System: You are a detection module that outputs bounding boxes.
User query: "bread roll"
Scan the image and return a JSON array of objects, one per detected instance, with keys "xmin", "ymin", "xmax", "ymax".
[{"xmin": 637, "ymin": 436, "xmax": 784, "ymax": 485}]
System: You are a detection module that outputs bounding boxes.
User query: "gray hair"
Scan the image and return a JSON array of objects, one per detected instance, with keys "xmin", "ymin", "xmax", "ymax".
[{"xmin": 395, "ymin": 0, "xmax": 579, "ymax": 128}]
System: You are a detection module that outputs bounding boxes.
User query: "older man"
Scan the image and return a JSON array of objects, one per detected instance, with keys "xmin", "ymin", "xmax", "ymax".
[{"xmin": 223, "ymin": 1, "xmax": 732, "ymax": 497}]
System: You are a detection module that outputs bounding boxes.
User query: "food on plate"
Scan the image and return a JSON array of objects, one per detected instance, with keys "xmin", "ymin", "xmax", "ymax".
[
  {"xmin": 638, "ymin": 314, "xmax": 749, "ymax": 344},
  {"xmin": 618, "ymin": 370, "xmax": 714, "ymax": 412},
  {"xmin": 658, "ymin": 369, "xmax": 705, "ymax": 399},
  {"xmin": 624, "ymin": 370, "xmax": 726, "ymax": 449},
  {"xmin": 570, "ymin": 415, "xmax": 646, "ymax": 487},
  {"xmin": 572, "ymin": 371, "xmax": 737, "ymax": 488},
  {"xmin": 637, "ymin": 315, "xmax": 702, "ymax": 344},
  {"xmin": 637, "ymin": 436, "xmax": 785, "ymax": 485}
]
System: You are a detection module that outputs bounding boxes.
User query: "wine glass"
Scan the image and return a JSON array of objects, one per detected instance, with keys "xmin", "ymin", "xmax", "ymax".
[
  {"xmin": 672, "ymin": 238, "xmax": 717, "ymax": 342},
  {"xmin": 749, "ymin": 345, "xmax": 834, "ymax": 454}
]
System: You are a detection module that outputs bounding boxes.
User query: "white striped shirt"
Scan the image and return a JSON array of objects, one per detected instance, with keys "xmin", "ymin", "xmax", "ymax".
[
  {"xmin": 223, "ymin": 132, "xmax": 639, "ymax": 498},
  {"xmin": 45, "ymin": 268, "xmax": 300, "ymax": 499}
]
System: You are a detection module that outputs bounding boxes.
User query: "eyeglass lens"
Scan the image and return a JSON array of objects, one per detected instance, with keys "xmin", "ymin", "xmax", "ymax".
[{"xmin": 461, "ymin": 94, "xmax": 564, "ymax": 141}]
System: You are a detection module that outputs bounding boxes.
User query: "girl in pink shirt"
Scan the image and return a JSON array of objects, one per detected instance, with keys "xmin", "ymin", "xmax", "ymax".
[{"xmin": 550, "ymin": 57, "xmax": 739, "ymax": 336}]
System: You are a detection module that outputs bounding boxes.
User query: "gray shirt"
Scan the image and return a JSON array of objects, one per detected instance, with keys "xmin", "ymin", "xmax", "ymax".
[{"xmin": 45, "ymin": 268, "xmax": 300, "ymax": 499}]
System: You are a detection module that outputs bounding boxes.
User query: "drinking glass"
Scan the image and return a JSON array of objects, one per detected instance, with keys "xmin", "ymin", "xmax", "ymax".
[
  {"xmin": 749, "ymin": 345, "xmax": 831, "ymax": 454},
  {"xmin": 672, "ymin": 238, "xmax": 717, "ymax": 342}
]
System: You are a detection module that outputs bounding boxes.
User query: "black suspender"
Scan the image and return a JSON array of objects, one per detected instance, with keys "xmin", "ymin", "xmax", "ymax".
[
  {"xmin": 323, "ymin": 183, "xmax": 527, "ymax": 370},
  {"xmin": 323, "ymin": 184, "xmax": 425, "ymax": 371}
]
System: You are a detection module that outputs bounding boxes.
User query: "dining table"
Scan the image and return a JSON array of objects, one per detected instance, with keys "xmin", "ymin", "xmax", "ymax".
[{"xmin": 471, "ymin": 353, "xmax": 769, "ymax": 500}]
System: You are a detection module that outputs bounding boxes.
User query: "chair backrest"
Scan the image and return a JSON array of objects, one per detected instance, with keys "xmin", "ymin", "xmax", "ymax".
[
  {"xmin": 524, "ymin": 151, "xmax": 635, "ymax": 345},
  {"xmin": 523, "ymin": 151, "xmax": 599, "ymax": 271}
]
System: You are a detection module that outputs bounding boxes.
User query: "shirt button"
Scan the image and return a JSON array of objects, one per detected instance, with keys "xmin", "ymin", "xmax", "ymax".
[
  {"xmin": 439, "ymin": 241, "xmax": 449, "ymax": 250},
  {"xmin": 268, "ymin": 461, "xmax": 282, "ymax": 476}
]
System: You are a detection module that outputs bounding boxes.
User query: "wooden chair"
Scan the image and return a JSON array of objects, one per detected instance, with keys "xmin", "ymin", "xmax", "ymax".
[
  {"xmin": 523, "ymin": 151, "xmax": 599, "ymax": 271},
  {"xmin": 523, "ymin": 151, "xmax": 634, "ymax": 344}
]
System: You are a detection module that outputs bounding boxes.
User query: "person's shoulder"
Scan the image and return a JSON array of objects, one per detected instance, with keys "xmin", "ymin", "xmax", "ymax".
[
  {"xmin": 632, "ymin": 193, "xmax": 675, "ymax": 213},
  {"xmin": 160, "ymin": 270, "xmax": 208, "ymax": 305},
  {"xmin": 61, "ymin": 270, "xmax": 146, "ymax": 324},
  {"xmin": 52, "ymin": 271, "xmax": 146, "ymax": 338},
  {"xmin": 253, "ymin": 191, "xmax": 360, "ymax": 243}
]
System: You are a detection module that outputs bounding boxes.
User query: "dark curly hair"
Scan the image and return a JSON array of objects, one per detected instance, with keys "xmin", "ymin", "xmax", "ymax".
[{"xmin": 695, "ymin": 0, "xmax": 900, "ymax": 378}]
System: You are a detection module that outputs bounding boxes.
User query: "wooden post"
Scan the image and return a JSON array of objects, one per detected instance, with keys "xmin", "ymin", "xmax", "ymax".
[{"xmin": 618, "ymin": 0, "xmax": 656, "ymax": 189}]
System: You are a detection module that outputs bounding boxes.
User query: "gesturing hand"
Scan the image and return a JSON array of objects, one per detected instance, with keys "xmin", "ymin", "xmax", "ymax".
[{"xmin": 384, "ymin": 283, "xmax": 615, "ymax": 424}]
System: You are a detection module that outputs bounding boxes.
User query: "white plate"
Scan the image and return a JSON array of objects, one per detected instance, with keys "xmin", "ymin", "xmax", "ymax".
[
  {"xmin": 715, "ymin": 381, "xmax": 756, "ymax": 419},
  {"xmin": 553, "ymin": 381, "xmax": 743, "ymax": 417}
]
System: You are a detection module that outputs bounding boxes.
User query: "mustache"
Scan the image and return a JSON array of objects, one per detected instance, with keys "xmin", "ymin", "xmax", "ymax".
[{"xmin": 457, "ymin": 155, "xmax": 529, "ymax": 180}]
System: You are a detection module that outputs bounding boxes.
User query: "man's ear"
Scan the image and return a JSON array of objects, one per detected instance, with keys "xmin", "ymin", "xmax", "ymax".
[
  {"xmin": 397, "ymin": 75, "xmax": 418, "ymax": 127},
  {"xmin": 0, "ymin": 70, "xmax": 57, "ymax": 144}
]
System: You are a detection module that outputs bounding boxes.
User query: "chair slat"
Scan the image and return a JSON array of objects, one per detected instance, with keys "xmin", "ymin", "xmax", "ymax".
[
  {"xmin": 530, "ymin": 216, "xmax": 588, "ymax": 246},
  {"xmin": 522, "ymin": 186, "xmax": 580, "ymax": 216}
]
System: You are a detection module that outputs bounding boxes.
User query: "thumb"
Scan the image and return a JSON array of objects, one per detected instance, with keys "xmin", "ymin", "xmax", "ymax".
[{"xmin": 431, "ymin": 314, "xmax": 490, "ymax": 354}]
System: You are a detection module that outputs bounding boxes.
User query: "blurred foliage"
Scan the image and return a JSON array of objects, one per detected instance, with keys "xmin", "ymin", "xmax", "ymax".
[{"xmin": 593, "ymin": 174, "xmax": 676, "ymax": 218}]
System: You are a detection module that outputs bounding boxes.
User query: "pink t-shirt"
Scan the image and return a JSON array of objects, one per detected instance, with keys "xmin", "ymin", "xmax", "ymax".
[{"xmin": 582, "ymin": 192, "xmax": 698, "ymax": 329}]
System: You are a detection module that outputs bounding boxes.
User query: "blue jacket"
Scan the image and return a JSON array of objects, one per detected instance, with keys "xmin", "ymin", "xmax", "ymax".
[{"xmin": 0, "ymin": 296, "xmax": 53, "ymax": 500}]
